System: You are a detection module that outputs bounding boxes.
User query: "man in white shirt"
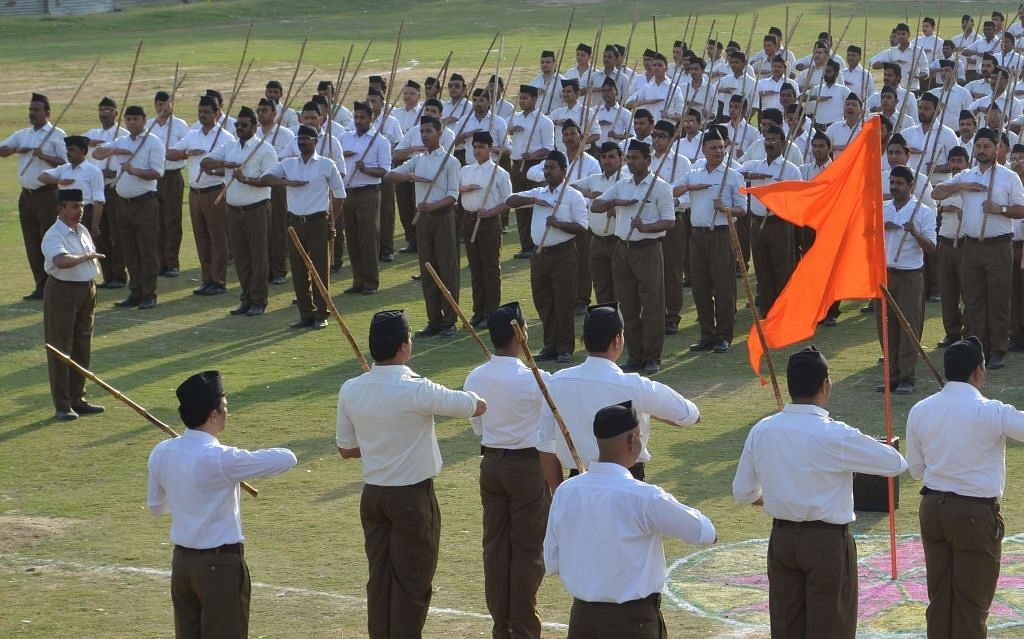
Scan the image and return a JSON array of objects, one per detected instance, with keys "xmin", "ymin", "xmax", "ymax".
[
  {"xmin": 907, "ymin": 336, "xmax": 1024, "ymax": 639},
  {"xmin": 463, "ymin": 302, "xmax": 549, "ymax": 639},
  {"xmin": 871, "ymin": 22, "xmax": 932, "ymax": 92},
  {"xmin": 550, "ymin": 79, "xmax": 600, "ymax": 154},
  {"xmin": 928, "ymin": 40, "xmax": 968, "ymax": 89},
  {"xmin": 0, "ymin": 92, "xmax": 67, "ymax": 300},
  {"xmin": 733, "ymin": 346, "xmax": 908, "ymax": 639},
  {"xmin": 953, "ymin": 14, "xmax": 983, "ymax": 81},
  {"xmin": 254, "ymin": 97, "xmax": 298, "ymax": 285},
  {"xmin": 842, "ymin": 45, "xmax": 877, "ymax": 101},
  {"xmin": 461, "ymin": 132, "xmax": 513, "ymax": 327},
  {"xmin": 866, "ymin": 63, "xmax": 920, "ymax": 125},
  {"xmin": 150, "ymin": 89, "xmax": 190, "ymax": 279},
  {"xmin": 803, "ymin": 60, "xmax": 849, "ymax": 129},
  {"xmin": 508, "ymin": 85, "xmax": 555, "ymax": 257},
  {"xmin": 929, "ymin": 60, "xmax": 974, "ymax": 131},
  {"xmin": 594, "ymin": 77, "xmax": 633, "ymax": 146},
  {"xmin": 545, "ymin": 400, "xmax": 715, "ymax": 639},
  {"xmin": 529, "ymin": 50, "xmax": 565, "ymax": 115},
  {"xmin": 149, "ymin": 371, "xmax": 297, "ymax": 639},
  {"xmin": 83, "ymin": 96, "xmax": 128, "ymax": 289},
  {"xmin": 337, "ymin": 310, "xmax": 485, "ymax": 639},
  {"xmin": 625, "ymin": 52, "xmax": 685, "ymax": 122},
  {"xmin": 902, "ymin": 93, "xmax": 959, "ymax": 184},
  {"xmin": 825, "ymin": 94, "xmax": 865, "ymax": 154},
  {"xmin": 201, "ymin": 106, "xmax": 279, "ymax": 316},
  {"xmin": 756, "ymin": 55, "xmax": 798, "ymax": 113},
  {"xmin": 41, "ymin": 188, "xmax": 105, "ymax": 420},
  {"xmin": 258, "ymin": 124, "xmax": 347, "ymax": 330},
  {"xmin": 264, "ymin": 79, "xmax": 299, "ymax": 131},
  {"xmin": 932, "ymin": 126, "xmax": 1024, "ymax": 368},
  {"xmin": 40, "ymin": 136, "xmax": 105, "ymax": 240},
  {"xmin": 961, "ymin": 20, "xmax": 1002, "ymax": 72},
  {"xmin": 715, "ymin": 50, "xmax": 758, "ymax": 117},
  {"xmin": 875, "ymin": 165, "xmax": 937, "ymax": 394},
  {"xmin": 934, "ymin": 147, "xmax": 970, "ymax": 347},
  {"xmin": 563, "ymin": 42, "xmax": 598, "ymax": 94},
  {"xmin": 572, "ymin": 142, "xmax": 628, "ymax": 304},
  {"xmin": 394, "ymin": 79, "xmax": 424, "ymax": 134}
]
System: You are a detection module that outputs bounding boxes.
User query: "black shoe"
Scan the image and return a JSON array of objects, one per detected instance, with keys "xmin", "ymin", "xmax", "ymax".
[
  {"xmin": 398, "ymin": 245, "xmax": 417, "ymax": 254},
  {"xmin": 98, "ymin": 279, "xmax": 126, "ymax": 289},
  {"xmin": 343, "ymin": 286, "xmax": 364, "ymax": 294},
  {"xmin": 246, "ymin": 305, "xmax": 265, "ymax": 316},
  {"xmin": 361, "ymin": 288, "xmax": 378, "ymax": 296},
  {"xmin": 313, "ymin": 318, "xmax": 329, "ymax": 330},
  {"xmin": 163, "ymin": 268, "xmax": 179, "ymax": 278},
  {"xmin": 534, "ymin": 349, "xmax": 557, "ymax": 361},
  {"xmin": 271, "ymin": 275, "xmax": 287, "ymax": 285},
  {"xmin": 875, "ymin": 381, "xmax": 897, "ymax": 393},
  {"xmin": 138, "ymin": 297, "xmax": 156, "ymax": 310},
  {"xmin": 513, "ymin": 249, "xmax": 533, "ymax": 259},
  {"xmin": 290, "ymin": 317, "xmax": 315, "ymax": 329},
  {"xmin": 620, "ymin": 360, "xmax": 643, "ymax": 372},
  {"xmin": 665, "ymin": 322, "xmax": 679, "ymax": 335},
  {"xmin": 71, "ymin": 401, "xmax": 105, "ymax": 415},
  {"xmin": 197, "ymin": 284, "xmax": 227, "ymax": 296},
  {"xmin": 438, "ymin": 326, "xmax": 457, "ymax": 338},
  {"xmin": 22, "ymin": 290, "xmax": 43, "ymax": 300},
  {"xmin": 712, "ymin": 340, "xmax": 731, "ymax": 353},
  {"xmin": 55, "ymin": 409, "xmax": 79, "ymax": 421},
  {"xmin": 556, "ymin": 351, "xmax": 572, "ymax": 363},
  {"xmin": 681, "ymin": 278, "xmax": 691, "ymax": 288},
  {"xmin": 158, "ymin": 268, "xmax": 168, "ymax": 276},
  {"xmin": 230, "ymin": 303, "xmax": 252, "ymax": 315},
  {"xmin": 689, "ymin": 339, "xmax": 714, "ymax": 352},
  {"xmin": 928, "ymin": 293, "xmax": 941, "ymax": 303},
  {"xmin": 860, "ymin": 302, "xmax": 874, "ymax": 313},
  {"xmin": 380, "ymin": 253, "xmax": 395, "ymax": 263},
  {"xmin": 193, "ymin": 283, "xmax": 211, "ymax": 295},
  {"xmin": 643, "ymin": 360, "xmax": 661, "ymax": 374},
  {"xmin": 937, "ymin": 335, "xmax": 961, "ymax": 348},
  {"xmin": 989, "ymin": 352, "xmax": 1007, "ymax": 369},
  {"xmin": 894, "ymin": 381, "xmax": 916, "ymax": 395},
  {"xmin": 820, "ymin": 314, "xmax": 838, "ymax": 327},
  {"xmin": 114, "ymin": 296, "xmax": 141, "ymax": 308},
  {"xmin": 469, "ymin": 314, "xmax": 489, "ymax": 329},
  {"xmin": 416, "ymin": 326, "xmax": 441, "ymax": 337}
]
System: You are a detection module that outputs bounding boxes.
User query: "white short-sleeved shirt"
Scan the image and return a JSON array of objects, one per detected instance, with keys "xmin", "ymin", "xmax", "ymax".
[
  {"xmin": 2, "ymin": 123, "xmax": 69, "ymax": 188},
  {"xmin": 41, "ymin": 219, "xmax": 101, "ymax": 282}
]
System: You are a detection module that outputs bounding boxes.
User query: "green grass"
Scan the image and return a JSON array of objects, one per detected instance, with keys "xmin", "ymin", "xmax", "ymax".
[{"xmin": 3, "ymin": 1, "xmax": 1024, "ymax": 638}]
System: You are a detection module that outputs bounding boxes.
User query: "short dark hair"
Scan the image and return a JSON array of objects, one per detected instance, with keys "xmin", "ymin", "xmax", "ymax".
[{"xmin": 369, "ymin": 328, "xmax": 409, "ymax": 361}]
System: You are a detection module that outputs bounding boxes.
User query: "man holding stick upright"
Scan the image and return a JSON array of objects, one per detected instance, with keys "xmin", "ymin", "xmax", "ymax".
[
  {"xmin": 149, "ymin": 90, "xmax": 189, "ymax": 280},
  {"xmin": 254, "ymin": 97, "xmax": 297, "ymax": 286},
  {"xmin": 0, "ymin": 93, "xmax": 67, "ymax": 300},
  {"xmin": 337, "ymin": 310, "xmax": 486, "ymax": 639},
  {"xmin": 464, "ymin": 302, "xmax": 550, "ymax": 639},
  {"xmin": 932, "ymin": 127, "xmax": 1024, "ymax": 369},
  {"xmin": 148, "ymin": 371, "xmax": 297, "ymax": 639},
  {"xmin": 257, "ymin": 124, "xmax": 346, "ymax": 330},
  {"xmin": 509, "ymin": 85, "xmax": 555, "ymax": 258},
  {"xmin": 84, "ymin": 97, "xmax": 128, "ymax": 289}
]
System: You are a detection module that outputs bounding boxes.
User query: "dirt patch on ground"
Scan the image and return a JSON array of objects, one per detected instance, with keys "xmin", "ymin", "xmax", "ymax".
[{"xmin": 0, "ymin": 515, "xmax": 78, "ymax": 553}]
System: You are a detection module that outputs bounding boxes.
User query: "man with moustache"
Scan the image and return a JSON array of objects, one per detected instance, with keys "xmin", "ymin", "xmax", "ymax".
[
  {"xmin": 148, "ymin": 90, "xmax": 189, "ymax": 279},
  {"xmin": 84, "ymin": 96, "xmax": 128, "ymax": 288}
]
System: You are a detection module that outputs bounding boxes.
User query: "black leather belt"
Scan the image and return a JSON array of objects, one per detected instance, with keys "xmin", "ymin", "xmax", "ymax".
[
  {"xmin": 754, "ymin": 214, "xmax": 785, "ymax": 224},
  {"xmin": 591, "ymin": 232, "xmax": 617, "ymax": 242},
  {"xmin": 921, "ymin": 486, "xmax": 998, "ymax": 504},
  {"xmin": 692, "ymin": 225, "xmax": 728, "ymax": 233},
  {"xmin": 349, "ymin": 184, "xmax": 380, "ymax": 192},
  {"xmin": 228, "ymin": 199, "xmax": 270, "ymax": 212},
  {"xmin": 288, "ymin": 211, "xmax": 327, "ymax": 222},
  {"xmin": 538, "ymin": 239, "xmax": 574, "ymax": 252},
  {"xmin": 482, "ymin": 446, "xmax": 539, "ymax": 458},
  {"xmin": 773, "ymin": 518, "xmax": 848, "ymax": 531},
  {"xmin": 574, "ymin": 593, "xmax": 661, "ymax": 609},
  {"xmin": 964, "ymin": 233, "xmax": 1012, "ymax": 244},
  {"xmin": 50, "ymin": 278, "xmax": 93, "ymax": 286},
  {"xmin": 174, "ymin": 542, "xmax": 243, "ymax": 555},
  {"xmin": 937, "ymin": 236, "xmax": 960, "ymax": 246},
  {"xmin": 23, "ymin": 185, "xmax": 55, "ymax": 194},
  {"xmin": 164, "ymin": 168, "xmax": 182, "ymax": 174},
  {"xmin": 190, "ymin": 184, "xmax": 222, "ymax": 194},
  {"xmin": 620, "ymin": 237, "xmax": 661, "ymax": 248},
  {"xmin": 888, "ymin": 267, "xmax": 923, "ymax": 274},
  {"xmin": 119, "ymin": 191, "xmax": 156, "ymax": 205}
]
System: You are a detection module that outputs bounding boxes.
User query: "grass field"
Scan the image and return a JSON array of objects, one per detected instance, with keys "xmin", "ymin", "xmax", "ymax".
[{"xmin": 4, "ymin": 1, "xmax": 1024, "ymax": 637}]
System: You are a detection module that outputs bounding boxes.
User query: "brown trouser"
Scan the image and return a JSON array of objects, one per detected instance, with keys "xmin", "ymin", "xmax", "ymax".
[
  {"xmin": 344, "ymin": 185, "xmax": 382, "ymax": 291},
  {"xmin": 44, "ymin": 278, "xmax": 95, "ymax": 412},
  {"xmin": 118, "ymin": 192, "xmax": 160, "ymax": 301},
  {"xmin": 531, "ymin": 239, "xmax": 577, "ymax": 354},
  {"xmin": 736, "ymin": 208, "xmax": 751, "ymax": 268},
  {"xmin": 417, "ymin": 205, "xmax": 459, "ymax": 330},
  {"xmin": 480, "ymin": 448, "xmax": 550, "ymax": 639},
  {"xmin": 396, "ymin": 181, "xmax": 417, "ymax": 250},
  {"xmin": 189, "ymin": 186, "xmax": 229, "ymax": 287},
  {"xmin": 463, "ymin": 213, "xmax": 502, "ymax": 317},
  {"xmin": 361, "ymin": 479, "xmax": 440, "ymax": 639},
  {"xmin": 938, "ymin": 236, "xmax": 967, "ymax": 339},
  {"xmin": 920, "ymin": 489, "xmax": 1003, "ymax": 639},
  {"xmin": 568, "ymin": 595, "xmax": 666, "ymax": 639},
  {"xmin": 171, "ymin": 544, "xmax": 250, "ymax": 639},
  {"xmin": 268, "ymin": 185, "xmax": 289, "ymax": 279},
  {"xmin": 768, "ymin": 520, "xmax": 857, "ymax": 639},
  {"xmin": 288, "ymin": 212, "xmax": 329, "ymax": 320},
  {"xmin": 690, "ymin": 227, "xmax": 737, "ymax": 343},
  {"xmin": 575, "ymin": 233, "xmax": 591, "ymax": 305},
  {"xmin": 19, "ymin": 184, "xmax": 58, "ymax": 294},
  {"xmin": 874, "ymin": 268, "xmax": 924, "ymax": 384},
  {"xmin": 157, "ymin": 169, "xmax": 184, "ymax": 272},
  {"xmin": 97, "ymin": 185, "xmax": 126, "ymax": 282},
  {"xmin": 961, "ymin": 236, "xmax": 1012, "ymax": 355},
  {"xmin": 512, "ymin": 159, "xmax": 540, "ymax": 252},
  {"xmin": 751, "ymin": 216, "xmax": 795, "ymax": 316},
  {"xmin": 379, "ymin": 180, "xmax": 397, "ymax": 256},
  {"xmin": 1011, "ymin": 241, "xmax": 1024, "ymax": 347},
  {"xmin": 228, "ymin": 201, "xmax": 270, "ymax": 307},
  {"xmin": 613, "ymin": 239, "xmax": 666, "ymax": 365},
  {"xmin": 663, "ymin": 211, "xmax": 687, "ymax": 325},
  {"xmin": 590, "ymin": 233, "xmax": 617, "ymax": 304}
]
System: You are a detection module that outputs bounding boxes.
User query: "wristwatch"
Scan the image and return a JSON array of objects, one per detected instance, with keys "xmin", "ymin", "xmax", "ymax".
[{"xmin": 1002, "ymin": 205, "xmax": 1009, "ymax": 214}]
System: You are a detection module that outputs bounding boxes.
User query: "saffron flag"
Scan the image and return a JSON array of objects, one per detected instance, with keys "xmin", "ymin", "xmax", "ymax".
[{"xmin": 740, "ymin": 116, "xmax": 887, "ymax": 379}]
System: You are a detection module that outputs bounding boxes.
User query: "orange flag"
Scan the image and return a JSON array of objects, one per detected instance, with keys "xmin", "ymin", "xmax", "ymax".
[{"xmin": 740, "ymin": 116, "xmax": 887, "ymax": 379}]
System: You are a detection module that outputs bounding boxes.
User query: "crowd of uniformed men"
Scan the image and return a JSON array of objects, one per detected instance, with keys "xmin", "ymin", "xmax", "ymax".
[{"xmin": 14, "ymin": 8, "xmax": 1024, "ymax": 639}]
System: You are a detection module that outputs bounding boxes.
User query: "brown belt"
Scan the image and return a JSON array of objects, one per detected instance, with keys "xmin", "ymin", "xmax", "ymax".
[
  {"xmin": 228, "ymin": 199, "xmax": 270, "ymax": 212},
  {"xmin": 174, "ymin": 542, "xmax": 243, "ymax": 555}
]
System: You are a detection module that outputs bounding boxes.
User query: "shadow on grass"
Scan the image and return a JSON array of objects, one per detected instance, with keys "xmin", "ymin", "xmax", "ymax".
[{"xmin": 0, "ymin": 415, "xmax": 53, "ymax": 444}]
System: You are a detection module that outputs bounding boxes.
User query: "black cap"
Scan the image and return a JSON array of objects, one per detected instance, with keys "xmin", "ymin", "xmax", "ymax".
[
  {"xmin": 938, "ymin": 59, "xmax": 955, "ymax": 69},
  {"xmin": 599, "ymin": 141, "xmax": 621, "ymax": 154},
  {"xmin": 642, "ymin": 48, "xmax": 657, "ymax": 58},
  {"xmin": 944, "ymin": 336, "xmax": 984, "ymax": 381},
  {"xmin": 370, "ymin": 310, "xmax": 409, "ymax": 341},
  {"xmin": 317, "ymin": 80, "xmax": 334, "ymax": 91},
  {"xmin": 310, "ymin": 94, "xmax": 328, "ymax": 107},
  {"xmin": 237, "ymin": 106, "xmax": 256, "ymax": 120},
  {"xmin": 762, "ymin": 124, "xmax": 785, "ymax": 139},
  {"xmin": 258, "ymin": 97, "xmax": 275, "ymax": 108},
  {"xmin": 472, "ymin": 130, "xmax": 494, "ymax": 146},
  {"xmin": 423, "ymin": 98, "xmax": 444, "ymax": 110},
  {"xmin": 583, "ymin": 302, "xmax": 623, "ymax": 351},
  {"xmin": 577, "ymin": 43, "xmax": 592, "ymax": 54},
  {"xmin": 560, "ymin": 78, "xmax": 580, "ymax": 90},
  {"xmin": 626, "ymin": 139, "xmax": 651, "ymax": 154},
  {"xmin": 405, "ymin": 79, "xmax": 422, "ymax": 90},
  {"xmin": 301, "ymin": 100, "xmax": 321, "ymax": 113},
  {"xmin": 449, "ymin": 73, "xmax": 466, "ymax": 84},
  {"xmin": 296, "ymin": 124, "xmax": 319, "ymax": 139},
  {"xmin": 487, "ymin": 301, "xmax": 525, "ymax": 347},
  {"xmin": 602, "ymin": 77, "xmax": 618, "ymax": 89},
  {"xmin": 541, "ymin": 50, "xmax": 556, "ymax": 58},
  {"xmin": 1013, "ymin": 144, "xmax": 1024, "ymax": 154},
  {"xmin": 154, "ymin": 90, "xmax": 171, "ymax": 102},
  {"xmin": 124, "ymin": 105, "xmax": 146, "ymax": 117},
  {"xmin": 960, "ymin": 109, "xmax": 975, "ymax": 121},
  {"xmin": 369, "ymin": 75, "xmax": 385, "ymax": 84},
  {"xmin": 420, "ymin": 115, "xmax": 442, "ymax": 128},
  {"xmin": 701, "ymin": 127, "xmax": 726, "ymax": 145},
  {"xmin": 177, "ymin": 371, "xmax": 225, "ymax": 419},
  {"xmin": 593, "ymin": 400, "xmax": 639, "ymax": 439},
  {"xmin": 847, "ymin": 45, "xmax": 862, "ymax": 54},
  {"xmin": 888, "ymin": 132, "xmax": 908, "ymax": 147},
  {"xmin": 561, "ymin": 118, "xmax": 580, "ymax": 132},
  {"xmin": 353, "ymin": 100, "xmax": 372, "ymax": 115},
  {"xmin": 654, "ymin": 120, "xmax": 676, "ymax": 136},
  {"xmin": 198, "ymin": 95, "xmax": 218, "ymax": 108},
  {"xmin": 98, "ymin": 96, "xmax": 116, "ymax": 108},
  {"xmin": 919, "ymin": 92, "xmax": 939, "ymax": 105},
  {"xmin": 520, "ymin": 84, "xmax": 539, "ymax": 97},
  {"xmin": 367, "ymin": 87, "xmax": 384, "ymax": 98},
  {"xmin": 266, "ymin": 80, "xmax": 283, "ymax": 90},
  {"xmin": 205, "ymin": 89, "xmax": 224, "ymax": 103},
  {"xmin": 812, "ymin": 129, "xmax": 831, "ymax": 144},
  {"xmin": 30, "ymin": 93, "xmax": 49, "ymax": 106},
  {"xmin": 64, "ymin": 135, "xmax": 90, "ymax": 150},
  {"xmin": 57, "ymin": 188, "xmax": 83, "ymax": 203},
  {"xmin": 786, "ymin": 346, "xmax": 829, "ymax": 398}
]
